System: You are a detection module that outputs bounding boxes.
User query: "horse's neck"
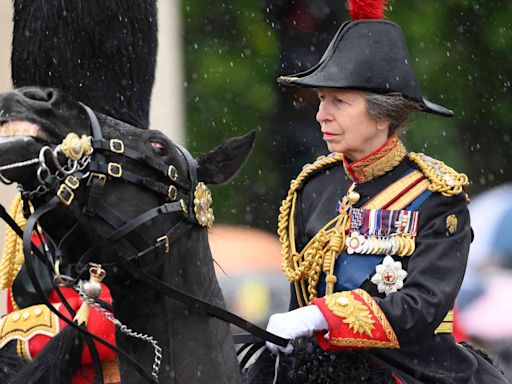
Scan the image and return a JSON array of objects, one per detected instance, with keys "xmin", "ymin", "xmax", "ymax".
[
  {"xmin": 107, "ymin": 282, "xmax": 171, "ymax": 383},
  {"xmin": 110, "ymin": 229, "xmax": 241, "ymax": 384}
]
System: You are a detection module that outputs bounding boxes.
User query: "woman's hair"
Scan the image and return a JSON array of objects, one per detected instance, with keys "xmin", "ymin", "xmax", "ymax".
[{"xmin": 364, "ymin": 93, "xmax": 422, "ymax": 135}]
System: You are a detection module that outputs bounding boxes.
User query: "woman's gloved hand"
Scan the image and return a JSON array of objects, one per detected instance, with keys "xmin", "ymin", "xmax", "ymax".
[{"xmin": 265, "ymin": 304, "xmax": 328, "ymax": 354}]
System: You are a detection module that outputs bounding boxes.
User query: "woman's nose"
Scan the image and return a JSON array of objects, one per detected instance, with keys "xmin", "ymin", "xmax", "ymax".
[{"xmin": 316, "ymin": 102, "xmax": 332, "ymax": 123}]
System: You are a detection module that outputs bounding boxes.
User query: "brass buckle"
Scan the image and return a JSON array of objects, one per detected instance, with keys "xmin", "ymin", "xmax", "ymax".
[
  {"xmin": 110, "ymin": 139, "xmax": 124, "ymax": 154},
  {"xmin": 168, "ymin": 165, "xmax": 178, "ymax": 181},
  {"xmin": 57, "ymin": 184, "xmax": 75, "ymax": 206},
  {"xmin": 64, "ymin": 175, "xmax": 80, "ymax": 190},
  {"xmin": 168, "ymin": 185, "xmax": 177, "ymax": 201},
  {"xmin": 179, "ymin": 199, "xmax": 188, "ymax": 215},
  {"xmin": 87, "ymin": 172, "xmax": 107, "ymax": 186},
  {"xmin": 108, "ymin": 162, "xmax": 123, "ymax": 178},
  {"xmin": 157, "ymin": 235, "xmax": 170, "ymax": 254}
]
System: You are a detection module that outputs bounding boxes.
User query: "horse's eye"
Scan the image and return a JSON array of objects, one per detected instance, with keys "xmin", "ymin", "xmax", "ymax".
[{"xmin": 150, "ymin": 141, "xmax": 167, "ymax": 156}]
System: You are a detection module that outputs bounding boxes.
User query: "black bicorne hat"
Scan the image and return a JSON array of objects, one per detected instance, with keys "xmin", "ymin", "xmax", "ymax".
[{"xmin": 278, "ymin": 6, "xmax": 453, "ymax": 117}]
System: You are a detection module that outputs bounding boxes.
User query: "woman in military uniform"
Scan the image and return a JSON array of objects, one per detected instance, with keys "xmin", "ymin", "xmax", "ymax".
[{"xmin": 262, "ymin": 1, "xmax": 508, "ymax": 383}]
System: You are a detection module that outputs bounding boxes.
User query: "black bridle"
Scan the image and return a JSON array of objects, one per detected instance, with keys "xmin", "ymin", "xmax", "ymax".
[{"xmin": 0, "ymin": 104, "xmax": 287, "ymax": 383}]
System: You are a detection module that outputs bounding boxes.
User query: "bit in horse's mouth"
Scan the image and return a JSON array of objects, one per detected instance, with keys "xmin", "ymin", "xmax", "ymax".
[{"xmin": 0, "ymin": 120, "xmax": 52, "ymax": 142}]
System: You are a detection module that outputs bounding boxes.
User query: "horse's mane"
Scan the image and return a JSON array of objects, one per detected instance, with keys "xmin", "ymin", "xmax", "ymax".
[{"xmin": 245, "ymin": 337, "xmax": 395, "ymax": 384}]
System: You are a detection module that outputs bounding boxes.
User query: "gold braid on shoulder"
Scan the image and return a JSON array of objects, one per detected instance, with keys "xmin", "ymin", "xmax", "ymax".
[
  {"xmin": 278, "ymin": 153, "xmax": 359, "ymax": 306},
  {"xmin": 408, "ymin": 152, "xmax": 470, "ymax": 200}
]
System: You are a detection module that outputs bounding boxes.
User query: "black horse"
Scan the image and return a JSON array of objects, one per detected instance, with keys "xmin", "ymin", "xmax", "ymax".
[{"xmin": 0, "ymin": 86, "xmax": 257, "ymax": 383}]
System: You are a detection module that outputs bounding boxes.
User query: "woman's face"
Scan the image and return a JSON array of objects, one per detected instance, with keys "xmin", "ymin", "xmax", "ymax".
[{"xmin": 316, "ymin": 88, "xmax": 389, "ymax": 160}]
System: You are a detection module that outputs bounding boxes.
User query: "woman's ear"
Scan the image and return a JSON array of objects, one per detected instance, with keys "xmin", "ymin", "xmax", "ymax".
[
  {"xmin": 196, "ymin": 131, "xmax": 256, "ymax": 185},
  {"xmin": 376, "ymin": 119, "xmax": 391, "ymax": 131}
]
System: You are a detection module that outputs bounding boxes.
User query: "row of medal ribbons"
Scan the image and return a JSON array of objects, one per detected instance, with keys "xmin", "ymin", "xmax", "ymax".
[{"xmin": 345, "ymin": 208, "xmax": 419, "ymax": 257}]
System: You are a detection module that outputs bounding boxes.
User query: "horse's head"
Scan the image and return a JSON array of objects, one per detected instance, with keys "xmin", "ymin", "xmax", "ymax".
[
  {"xmin": 0, "ymin": 87, "xmax": 89, "ymax": 187},
  {"xmin": 0, "ymin": 86, "xmax": 255, "ymax": 281}
]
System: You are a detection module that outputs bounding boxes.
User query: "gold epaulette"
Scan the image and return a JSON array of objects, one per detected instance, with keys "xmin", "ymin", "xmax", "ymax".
[
  {"xmin": 0, "ymin": 304, "xmax": 60, "ymax": 360},
  {"xmin": 408, "ymin": 152, "xmax": 469, "ymax": 199}
]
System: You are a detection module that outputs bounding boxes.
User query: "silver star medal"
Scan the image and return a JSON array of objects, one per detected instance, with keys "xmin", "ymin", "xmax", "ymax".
[{"xmin": 371, "ymin": 255, "xmax": 407, "ymax": 296}]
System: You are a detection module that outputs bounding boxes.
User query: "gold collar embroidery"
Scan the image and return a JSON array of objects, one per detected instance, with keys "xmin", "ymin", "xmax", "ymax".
[{"xmin": 343, "ymin": 135, "xmax": 406, "ymax": 183}]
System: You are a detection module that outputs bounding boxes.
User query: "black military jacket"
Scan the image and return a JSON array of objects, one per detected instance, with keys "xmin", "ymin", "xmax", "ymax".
[{"xmin": 287, "ymin": 143, "xmax": 507, "ymax": 383}]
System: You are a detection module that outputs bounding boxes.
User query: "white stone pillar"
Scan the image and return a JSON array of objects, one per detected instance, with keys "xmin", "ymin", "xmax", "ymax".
[{"xmin": 150, "ymin": 0, "xmax": 185, "ymax": 145}]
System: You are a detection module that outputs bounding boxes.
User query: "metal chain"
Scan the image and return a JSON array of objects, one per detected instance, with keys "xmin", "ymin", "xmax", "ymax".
[
  {"xmin": 26, "ymin": 184, "xmax": 50, "ymax": 200},
  {"xmin": 117, "ymin": 324, "xmax": 163, "ymax": 382},
  {"xmin": 55, "ymin": 155, "xmax": 91, "ymax": 181},
  {"xmin": 20, "ymin": 139, "xmax": 94, "ymax": 198},
  {"xmin": 76, "ymin": 282, "xmax": 162, "ymax": 382}
]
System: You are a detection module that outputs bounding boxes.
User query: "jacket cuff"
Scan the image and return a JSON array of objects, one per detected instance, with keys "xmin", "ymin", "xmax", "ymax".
[{"xmin": 311, "ymin": 289, "xmax": 399, "ymax": 350}]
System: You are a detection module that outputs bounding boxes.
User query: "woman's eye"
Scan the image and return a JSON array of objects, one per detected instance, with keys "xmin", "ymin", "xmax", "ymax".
[
  {"xmin": 150, "ymin": 141, "xmax": 167, "ymax": 155},
  {"xmin": 335, "ymin": 98, "xmax": 344, "ymax": 104}
]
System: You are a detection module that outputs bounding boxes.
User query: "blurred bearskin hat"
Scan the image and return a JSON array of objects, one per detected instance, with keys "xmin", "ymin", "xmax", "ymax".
[{"xmin": 11, "ymin": 0, "xmax": 157, "ymax": 129}]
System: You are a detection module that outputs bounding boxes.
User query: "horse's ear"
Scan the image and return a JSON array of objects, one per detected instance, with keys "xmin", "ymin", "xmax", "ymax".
[{"xmin": 197, "ymin": 131, "xmax": 256, "ymax": 185}]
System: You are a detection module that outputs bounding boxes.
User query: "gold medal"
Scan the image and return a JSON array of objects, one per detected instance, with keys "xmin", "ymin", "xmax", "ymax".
[
  {"xmin": 390, "ymin": 237, "xmax": 399, "ymax": 255},
  {"xmin": 399, "ymin": 235, "xmax": 409, "ymax": 257},
  {"xmin": 379, "ymin": 237, "xmax": 387, "ymax": 254},
  {"xmin": 406, "ymin": 236, "xmax": 415, "ymax": 256},
  {"xmin": 371, "ymin": 237, "xmax": 380, "ymax": 254},
  {"xmin": 383, "ymin": 238, "xmax": 392, "ymax": 255},
  {"xmin": 360, "ymin": 236, "xmax": 370, "ymax": 254},
  {"xmin": 395, "ymin": 236, "xmax": 403, "ymax": 256},
  {"xmin": 374, "ymin": 238, "xmax": 382, "ymax": 254},
  {"xmin": 362, "ymin": 237, "xmax": 370, "ymax": 254}
]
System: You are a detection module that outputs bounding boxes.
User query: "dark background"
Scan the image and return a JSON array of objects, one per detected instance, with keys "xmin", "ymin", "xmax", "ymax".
[{"xmin": 182, "ymin": 0, "xmax": 512, "ymax": 232}]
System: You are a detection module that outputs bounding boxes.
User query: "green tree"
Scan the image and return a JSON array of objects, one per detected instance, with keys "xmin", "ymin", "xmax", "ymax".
[
  {"xmin": 182, "ymin": 1, "xmax": 280, "ymax": 228},
  {"xmin": 392, "ymin": 1, "xmax": 512, "ymax": 193}
]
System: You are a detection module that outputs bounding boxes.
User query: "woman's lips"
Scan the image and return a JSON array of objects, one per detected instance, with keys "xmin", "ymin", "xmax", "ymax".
[{"xmin": 322, "ymin": 131, "xmax": 337, "ymax": 140}]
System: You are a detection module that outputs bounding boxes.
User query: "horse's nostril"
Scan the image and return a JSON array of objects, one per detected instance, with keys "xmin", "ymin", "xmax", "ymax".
[
  {"xmin": 45, "ymin": 90, "xmax": 55, "ymax": 101},
  {"xmin": 22, "ymin": 89, "xmax": 53, "ymax": 102}
]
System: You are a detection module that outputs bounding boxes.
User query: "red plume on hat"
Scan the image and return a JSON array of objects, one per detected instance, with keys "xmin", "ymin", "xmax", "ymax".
[{"xmin": 347, "ymin": 0, "xmax": 387, "ymax": 20}]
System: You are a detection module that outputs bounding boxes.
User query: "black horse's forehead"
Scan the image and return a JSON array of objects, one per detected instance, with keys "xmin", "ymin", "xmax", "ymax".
[{"xmin": 96, "ymin": 114, "xmax": 189, "ymax": 174}]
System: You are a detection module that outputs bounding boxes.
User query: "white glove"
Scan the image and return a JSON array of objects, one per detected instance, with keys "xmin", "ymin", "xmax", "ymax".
[{"xmin": 265, "ymin": 305, "xmax": 328, "ymax": 354}]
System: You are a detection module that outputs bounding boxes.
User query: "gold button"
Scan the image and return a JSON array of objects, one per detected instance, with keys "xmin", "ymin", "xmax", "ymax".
[
  {"xmin": 347, "ymin": 191, "xmax": 360, "ymax": 204},
  {"xmin": 12, "ymin": 313, "xmax": 20, "ymax": 322},
  {"xmin": 22, "ymin": 312, "xmax": 30, "ymax": 320},
  {"xmin": 34, "ymin": 308, "xmax": 43, "ymax": 317}
]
